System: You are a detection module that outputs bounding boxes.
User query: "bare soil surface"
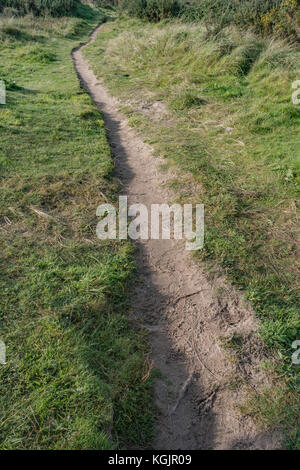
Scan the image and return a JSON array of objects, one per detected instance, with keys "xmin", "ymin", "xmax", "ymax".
[{"xmin": 72, "ymin": 24, "xmax": 279, "ymax": 450}]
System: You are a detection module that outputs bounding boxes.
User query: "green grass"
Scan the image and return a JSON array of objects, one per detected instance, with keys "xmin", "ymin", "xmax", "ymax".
[
  {"xmin": 0, "ymin": 8, "xmax": 154, "ymax": 449},
  {"xmin": 84, "ymin": 17, "xmax": 300, "ymax": 447}
]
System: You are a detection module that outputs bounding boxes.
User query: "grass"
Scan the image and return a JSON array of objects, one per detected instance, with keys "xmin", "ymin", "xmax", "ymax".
[
  {"xmin": 0, "ymin": 7, "xmax": 154, "ymax": 449},
  {"xmin": 84, "ymin": 17, "xmax": 300, "ymax": 447}
]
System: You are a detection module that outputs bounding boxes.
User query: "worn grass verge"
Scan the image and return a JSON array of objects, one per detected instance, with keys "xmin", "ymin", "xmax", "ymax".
[
  {"xmin": 0, "ymin": 9, "xmax": 153, "ymax": 449},
  {"xmin": 84, "ymin": 17, "xmax": 300, "ymax": 447}
]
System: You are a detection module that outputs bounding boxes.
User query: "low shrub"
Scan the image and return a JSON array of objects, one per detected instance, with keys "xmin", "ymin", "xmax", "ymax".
[
  {"xmin": 118, "ymin": 0, "xmax": 183, "ymax": 22},
  {"xmin": 0, "ymin": 0, "xmax": 77, "ymax": 17},
  {"xmin": 182, "ymin": 0, "xmax": 299, "ymax": 39}
]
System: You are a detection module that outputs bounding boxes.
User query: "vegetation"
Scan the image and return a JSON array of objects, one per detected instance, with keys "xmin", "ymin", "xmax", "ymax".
[
  {"xmin": 118, "ymin": 0, "xmax": 300, "ymax": 40},
  {"xmin": 118, "ymin": 0, "xmax": 182, "ymax": 22},
  {"xmin": 1, "ymin": 0, "xmax": 299, "ymax": 450},
  {"xmin": 0, "ymin": 6, "xmax": 154, "ymax": 449},
  {"xmin": 84, "ymin": 17, "xmax": 300, "ymax": 447},
  {"xmin": 182, "ymin": 0, "xmax": 300, "ymax": 39},
  {"xmin": 0, "ymin": 0, "xmax": 78, "ymax": 16}
]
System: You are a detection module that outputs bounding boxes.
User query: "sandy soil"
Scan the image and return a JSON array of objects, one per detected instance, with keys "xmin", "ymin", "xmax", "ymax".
[{"xmin": 72, "ymin": 24, "xmax": 279, "ymax": 450}]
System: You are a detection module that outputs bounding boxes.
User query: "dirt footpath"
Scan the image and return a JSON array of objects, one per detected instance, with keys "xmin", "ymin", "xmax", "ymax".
[{"xmin": 72, "ymin": 24, "xmax": 279, "ymax": 450}]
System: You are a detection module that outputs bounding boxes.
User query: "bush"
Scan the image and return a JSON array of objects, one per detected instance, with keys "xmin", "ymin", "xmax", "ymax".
[
  {"xmin": 0, "ymin": 0, "xmax": 77, "ymax": 16},
  {"xmin": 119, "ymin": 0, "xmax": 182, "ymax": 22},
  {"xmin": 257, "ymin": 0, "xmax": 299, "ymax": 38},
  {"xmin": 182, "ymin": 0, "xmax": 299, "ymax": 39}
]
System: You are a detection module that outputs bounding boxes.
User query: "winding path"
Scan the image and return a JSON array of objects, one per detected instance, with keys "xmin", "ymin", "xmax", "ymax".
[{"xmin": 72, "ymin": 24, "xmax": 278, "ymax": 450}]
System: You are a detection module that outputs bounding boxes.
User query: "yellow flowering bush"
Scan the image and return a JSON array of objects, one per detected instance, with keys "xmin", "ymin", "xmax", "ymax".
[{"xmin": 259, "ymin": 0, "xmax": 298, "ymax": 38}]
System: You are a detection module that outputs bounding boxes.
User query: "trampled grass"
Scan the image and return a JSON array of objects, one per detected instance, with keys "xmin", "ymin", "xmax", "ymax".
[
  {"xmin": 84, "ymin": 17, "xmax": 300, "ymax": 447},
  {"xmin": 0, "ymin": 8, "xmax": 154, "ymax": 449}
]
